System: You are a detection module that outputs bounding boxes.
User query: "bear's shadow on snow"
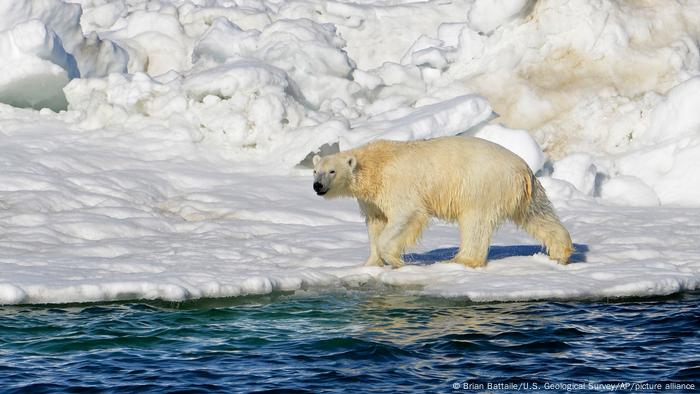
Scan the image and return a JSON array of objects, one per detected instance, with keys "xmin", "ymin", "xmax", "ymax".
[{"xmin": 403, "ymin": 244, "xmax": 589, "ymax": 265}]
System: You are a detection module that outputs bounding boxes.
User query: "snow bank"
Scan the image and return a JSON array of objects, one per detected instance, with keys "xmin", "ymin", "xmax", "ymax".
[
  {"xmin": 607, "ymin": 77, "xmax": 700, "ymax": 206},
  {"xmin": 3, "ymin": 0, "xmax": 696, "ymax": 203},
  {"xmin": 64, "ymin": 69, "xmax": 495, "ymax": 166},
  {"xmin": 543, "ymin": 75, "xmax": 700, "ymax": 206},
  {"xmin": 68, "ymin": 0, "xmax": 700, "ymax": 203},
  {"xmin": 1, "ymin": 110, "xmax": 698, "ymax": 305}
]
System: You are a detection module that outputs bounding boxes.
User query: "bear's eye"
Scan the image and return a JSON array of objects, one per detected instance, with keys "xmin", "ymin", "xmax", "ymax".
[
  {"xmin": 313, "ymin": 170, "xmax": 317, "ymax": 174},
  {"xmin": 329, "ymin": 170, "xmax": 336, "ymax": 174}
]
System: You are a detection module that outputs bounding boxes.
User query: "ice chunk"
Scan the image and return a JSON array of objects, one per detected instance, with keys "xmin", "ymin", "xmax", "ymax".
[
  {"xmin": 551, "ymin": 153, "xmax": 598, "ymax": 196},
  {"xmin": 107, "ymin": 10, "xmax": 190, "ymax": 75},
  {"xmin": 0, "ymin": 0, "xmax": 126, "ymax": 110},
  {"xmin": 0, "ymin": 20, "xmax": 77, "ymax": 111},
  {"xmin": 192, "ymin": 18, "xmax": 259, "ymax": 64},
  {"xmin": 473, "ymin": 124, "xmax": 546, "ymax": 173},
  {"xmin": 438, "ymin": 23, "xmax": 467, "ymax": 48},
  {"xmin": 467, "ymin": 0, "xmax": 531, "ymax": 34},
  {"xmin": 0, "ymin": 284, "xmax": 28, "ymax": 305},
  {"xmin": 346, "ymin": 94, "xmax": 493, "ymax": 147}
]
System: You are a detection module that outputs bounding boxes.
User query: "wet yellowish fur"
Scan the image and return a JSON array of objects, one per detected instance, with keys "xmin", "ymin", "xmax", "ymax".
[{"xmin": 313, "ymin": 136, "xmax": 572, "ymax": 268}]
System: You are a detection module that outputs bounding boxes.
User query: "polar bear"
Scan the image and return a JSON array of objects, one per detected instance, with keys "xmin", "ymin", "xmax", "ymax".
[{"xmin": 312, "ymin": 136, "xmax": 573, "ymax": 268}]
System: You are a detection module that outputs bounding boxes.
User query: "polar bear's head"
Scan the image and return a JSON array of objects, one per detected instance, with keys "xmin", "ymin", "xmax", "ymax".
[{"xmin": 312, "ymin": 153, "xmax": 357, "ymax": 198}]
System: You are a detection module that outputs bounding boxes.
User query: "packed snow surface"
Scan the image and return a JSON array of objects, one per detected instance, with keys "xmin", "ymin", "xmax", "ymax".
[
  {"xmin": 1, "ymin": 0, "xmax": 700, "ymax": 304},
  {"xmin": 1, "ymin": 106, "xmax": 699, "ymax": 305}
]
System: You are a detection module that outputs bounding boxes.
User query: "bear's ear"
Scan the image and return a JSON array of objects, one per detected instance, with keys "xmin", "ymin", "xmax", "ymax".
[
  {"xmin": 312, "ymin": 154, "xmax": 321, "ymax": 166},
  {"xmin": 347, "ymin": 156, "xmax": 357, "ymax": 171}
]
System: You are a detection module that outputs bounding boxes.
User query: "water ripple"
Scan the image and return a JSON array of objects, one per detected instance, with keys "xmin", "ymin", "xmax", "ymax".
[{"xmin": 0, "ymin": 292, "xmax": 698, "ymax": 392}]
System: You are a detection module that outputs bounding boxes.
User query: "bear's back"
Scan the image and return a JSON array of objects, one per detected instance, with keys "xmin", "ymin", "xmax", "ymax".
[
  {"xmin": 355, "ymin": 136, "xmax": 531, "ymax": 220},
  {"xmin": 357, "ymin": 136, "xmax": 527, "ymax": 173}
]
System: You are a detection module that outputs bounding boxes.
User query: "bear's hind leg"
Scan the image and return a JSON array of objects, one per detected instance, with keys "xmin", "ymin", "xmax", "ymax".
[
  {"xmin": 521, "ymin": 215, "xmax": 572, "ymax": 264},
  {"xmin": 364, "ymin": 218, "xmax": 386, "ymax": 267},
  {"xmin": 517, "ymin": 177, "xmax": 573, "ymax": 264},
  {"xmin": 452, "ymin": 212, "xmax": 495, "ymax": 268}
]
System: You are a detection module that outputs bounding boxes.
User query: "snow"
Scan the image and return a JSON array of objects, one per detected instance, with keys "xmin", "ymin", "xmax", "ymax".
[
  {"xmin": 473, "ymin": 124, "xmax": 545, "ymax": 173},
  {"xmin": 1, "ymin": 0, "xmax": 700, "ymax": 304},
  {"xmin": 0, "ymin": 0, "xmax": 126, "ymax": 111},
  {"xmin": 1, "ymin": 107, "xmax": 698, "ymax": 305},
  {"xmin": 467, "ymin": 0, "xmax": 530, "ymax": 34},
  {"xmin": 551, "ymin": 153, "xmax": 598, "ymax": 196},
  {"xmin": 609, "ymin": 77, "xmax": 700, "ymax": 205},
  {"xmin": 0, "ymin": 20, "xmax": 76, "ymax": 111},
  {"xmin": 599, "ymin": 176, "xmax": 660, "ymax": 207}
]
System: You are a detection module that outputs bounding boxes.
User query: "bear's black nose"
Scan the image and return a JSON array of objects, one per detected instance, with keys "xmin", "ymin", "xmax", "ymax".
[{"xmin": 313, "ymin": 182, "xmax": 323, "ymax": 192}]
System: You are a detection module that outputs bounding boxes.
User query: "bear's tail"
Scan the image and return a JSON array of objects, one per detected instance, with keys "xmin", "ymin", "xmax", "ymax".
[{"xmin": 517, "ymin": 173, "xmax": 573, "ymax": 264}]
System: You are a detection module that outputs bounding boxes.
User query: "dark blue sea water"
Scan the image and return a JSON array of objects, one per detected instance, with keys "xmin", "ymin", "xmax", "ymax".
[{"xmin": 0, "ymin": 290, "xmax": 698, "ymax": 393}]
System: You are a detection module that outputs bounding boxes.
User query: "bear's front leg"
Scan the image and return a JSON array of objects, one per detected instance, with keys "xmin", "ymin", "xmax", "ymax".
[
  {"xmin": 377, "ymin": 212, "xmax": 415, "ymax": 268},
  {"xmin": 364, "ymin": 218, "xmax": 386, "ymax": 267}
]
